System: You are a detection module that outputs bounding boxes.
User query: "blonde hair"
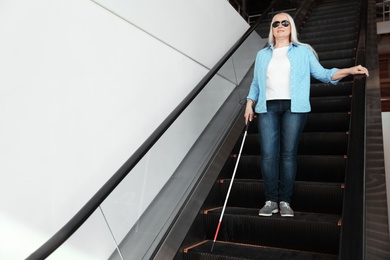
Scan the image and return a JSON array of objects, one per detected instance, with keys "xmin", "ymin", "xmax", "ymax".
[{"xmin": 268, "ymin": 13, "xmax": 318, "ymax": 59}]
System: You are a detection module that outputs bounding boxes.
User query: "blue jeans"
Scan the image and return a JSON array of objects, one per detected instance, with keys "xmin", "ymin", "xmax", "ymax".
[{"xmin": 257, "ymin": 100, "xmax": 307, "ymax": 203}]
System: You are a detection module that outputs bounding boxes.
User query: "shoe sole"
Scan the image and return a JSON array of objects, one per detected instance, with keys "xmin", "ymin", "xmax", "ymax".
[
  {"xmin": 259, "ymin": 209, "xmax": 279, "ymax": 216},
  {"xmin": 280, "ymin": 213, "xmax": 294, "ymax": 217}
]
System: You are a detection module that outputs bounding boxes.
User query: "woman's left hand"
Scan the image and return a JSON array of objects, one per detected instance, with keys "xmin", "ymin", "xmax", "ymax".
[{"xmin": 350, "ymin": 65, "xmax": 369, "ymax": 77}]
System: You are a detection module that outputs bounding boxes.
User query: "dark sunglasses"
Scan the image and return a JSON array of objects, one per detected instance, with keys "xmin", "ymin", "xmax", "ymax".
[{"xmin": 272, "ymin": 20, "xmax": 290, "ymax": 28}]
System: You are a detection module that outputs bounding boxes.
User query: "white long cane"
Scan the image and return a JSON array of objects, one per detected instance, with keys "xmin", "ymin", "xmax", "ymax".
[{"xmin": 211, "ymin": 122, "xmax": 250, "ymax": 252}]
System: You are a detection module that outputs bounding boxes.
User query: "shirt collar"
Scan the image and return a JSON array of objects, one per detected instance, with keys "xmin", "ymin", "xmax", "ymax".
[{"xmin": 268, "ymin": 42, "xmax": 297, "ymax": 50}]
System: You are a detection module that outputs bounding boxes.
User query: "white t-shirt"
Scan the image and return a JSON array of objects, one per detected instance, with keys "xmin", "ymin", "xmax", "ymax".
[{"xmin": 266, "ymin": 46, "xmax": 291, "ymax": 100}]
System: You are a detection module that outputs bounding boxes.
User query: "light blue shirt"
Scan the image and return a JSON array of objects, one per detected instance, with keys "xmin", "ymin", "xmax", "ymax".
[{"xmin": 247, "ymin": 43, "xmax": 340, "ymax": 113}]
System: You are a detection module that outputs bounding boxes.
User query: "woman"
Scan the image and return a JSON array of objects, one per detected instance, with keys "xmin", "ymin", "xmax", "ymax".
[{"xmin": 244, "ymin": 13, "xmax": 369, "ymax": 217}]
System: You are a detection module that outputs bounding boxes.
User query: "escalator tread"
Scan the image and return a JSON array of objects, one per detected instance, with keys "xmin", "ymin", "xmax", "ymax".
[
  {"xmin": 202, "ymin": 207, "xmax": 341, "ymax": 254},
  {"xmin": 218, "ymin": 179, "xmax": 344, "ymax": 214},
  {"xmin": 184, "ymin": 240, "xmax": 338, "ymax": 260}
]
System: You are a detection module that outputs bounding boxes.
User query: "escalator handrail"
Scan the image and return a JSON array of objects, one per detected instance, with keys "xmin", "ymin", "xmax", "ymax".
[
  {"xmin": 339, "ymin": 0, "xmax": 367, "ymax": 259},
  {"xmin": 26, "ymin": 1, "xmax": 287, "ymax": 259}
]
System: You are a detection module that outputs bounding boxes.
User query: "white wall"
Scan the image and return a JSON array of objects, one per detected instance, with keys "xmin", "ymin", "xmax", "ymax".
[
  {"xmin": 0, "ymin": 0, "xmax": 249, "ymax": 259},
  {"xmin": 93, "ymin": 0, "xmax": 248, "ymax": 69}
]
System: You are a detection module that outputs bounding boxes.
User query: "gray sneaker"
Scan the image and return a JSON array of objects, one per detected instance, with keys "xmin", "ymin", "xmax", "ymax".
[
  {"xmin": 279, "ymin": 201, "xmax": 294, "ymax": 217},
  {"xmin": 259, "ymin": 201, "xmax": 279, "ymax": 216}
]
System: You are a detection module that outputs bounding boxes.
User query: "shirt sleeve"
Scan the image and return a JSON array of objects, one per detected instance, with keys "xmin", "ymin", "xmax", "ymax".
[
  {"xmin": 246, "ymin": 52, "xmax": 261, "ymax": 102},
  {"xmin": 308, "ymin": 48, "xmax": 340, "ymax": 85}
]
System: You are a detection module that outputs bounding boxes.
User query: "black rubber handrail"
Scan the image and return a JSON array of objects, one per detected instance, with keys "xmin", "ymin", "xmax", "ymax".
[
  {"xmin": 26, "ymin": 1, "xmax": 287, "ymax": 259},
  {"xmin": 339, "ymin": 0, "xmax": 367, "ymax": 259}
]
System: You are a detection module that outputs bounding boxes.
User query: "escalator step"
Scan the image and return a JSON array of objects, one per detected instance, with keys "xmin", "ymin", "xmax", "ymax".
[
  {"xmin": 303, "ymin": 17, "xmax": 357, "ymax": 28},
  {"xmin": 302, "ymin": 16, "xmax": 358, "ymax": 30},
  {"xmin": 184, "ymin": 240, "xmax": 338, "ymax": 260},
  {"xmin": 243, "ymin": 132, "xmax": 348, "ymax": 155},
  {"xmin": 310, "ymin": 96, "xmax": 351, "ymax": 113},
  {"xmin": 320, "ymin": 58, "xmax": 356, "ymax": 69},
  {"xmin": 247, "ymin": 112, "xmax": 349, "ymax": 133},
  {"xmin": 305, "ymin": 113, "xmax": 350, "ymax": 132},
  {"xmin": 218, "ymin": 180, "xmax": 343, "ymax": 214},
  {"xmin": 296, "ymin": 155, "xmax": 346, "ymax": 182},
  {"xmin": 310, "ymin": 41, "xmax": 357, "ymax": 52},
  {"xmin": 317, "ymin": 49, "xmax": 356, "ymax": 61},
  {"xmin": 300, "ymin": 28, "xmax": 357, "ymax": 40},
  {"xmin": 222, "ymin": 155, "xmax": 346, "ymax": 182},
  {"xmin": 298, "ymin": 132, "xmax": 348, "ymax": 155},
  {"xmin": 291, "ymin": 182, "xmax": 344, "ymax": 213},
  {"xmin": 301, "ymin": 33, "xmax": 357, "ymax": 45},
  {"xmin": 310, "ymin": 81, "xmax": 352, "ymax": 97},
  {"xmin": 202, "ymin": 207, "xmax": 341, "ymax": 254},
  {"xmin": 245, "ymin": 98, "xmax": 351, "ymax": 136},
  {"xmin": 308, "ymin": 3, "xmax": 358, "ymax": 17},
  {"xmin": 307, "ymin": 10, "xmax": 358, "ymax": 23}
]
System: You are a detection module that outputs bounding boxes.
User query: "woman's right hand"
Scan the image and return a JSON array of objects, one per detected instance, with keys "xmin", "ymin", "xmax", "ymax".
[{"xmin": 244, "ymin": 100, "xmax": 255, "ymax": 125}]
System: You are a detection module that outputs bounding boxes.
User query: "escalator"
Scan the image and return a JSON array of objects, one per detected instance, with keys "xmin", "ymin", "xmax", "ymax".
[{"xmin": 177, "ymin": 0, "xmax": 361, "ymax": 259}]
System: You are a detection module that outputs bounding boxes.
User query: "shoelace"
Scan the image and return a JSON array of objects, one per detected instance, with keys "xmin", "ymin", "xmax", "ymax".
[
  {"xmin": 265, "ymin": 201, "xmax": 272, "ymax": 207},
  {"xmin": 280, "ymin": 202, "xmax": 291, "ymax": 209}
]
